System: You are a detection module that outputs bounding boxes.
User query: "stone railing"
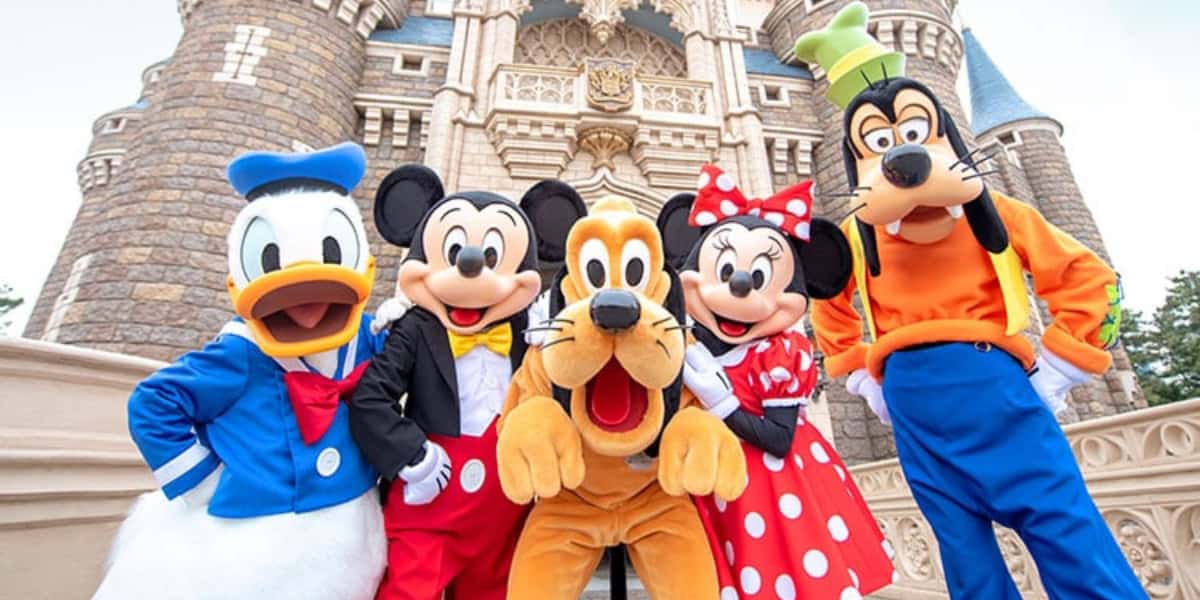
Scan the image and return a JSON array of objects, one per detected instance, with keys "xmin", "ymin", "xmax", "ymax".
[{"xmin": 853, "ymin": 398, "xmax": 1200, "ymax": 599}]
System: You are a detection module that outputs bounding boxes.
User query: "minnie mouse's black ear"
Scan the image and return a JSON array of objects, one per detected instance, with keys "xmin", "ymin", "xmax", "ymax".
[
  {"xmin": 799, "ymin": 218, "xmax": 853, "ymax": 300},
  {"xmin": 520, "ymin": 180, "xmax": 587, "ymax": 263},
  {"xmin": 656, "ymin": 193, "xmax": 701, "ymax": 270},
  {"xmin": 373, "ymin": 164, "xmax": 445, "ymax": 246}
]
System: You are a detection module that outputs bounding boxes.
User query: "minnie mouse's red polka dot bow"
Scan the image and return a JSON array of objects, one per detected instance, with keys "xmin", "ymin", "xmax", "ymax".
[{"xmin": 689, "ymin": 164, "xmax": 814, "ymax": 241}]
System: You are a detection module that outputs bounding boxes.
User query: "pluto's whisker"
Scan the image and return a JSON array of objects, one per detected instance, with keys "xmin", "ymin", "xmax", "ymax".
[
  {"xmin": 664, "ymin": 325, "xmax": 693, "ymax": 332},
  {"xmin": 541, "ymin": 336, "xmax": 577, "ymax": 350},
  {"xmin": 651, "ymin": 316, "xmax": 674, "ymax": 327},
  {"xmin": 655, "ymin": 339, "xmax": 671, "ymax": 357},
  {"xmin": 543, "ymin": 317, "xmax": 575, "ymax": 325},
  {"xmin": 523, "ymin": 326, "xmax": 563, "ymax": 334}
]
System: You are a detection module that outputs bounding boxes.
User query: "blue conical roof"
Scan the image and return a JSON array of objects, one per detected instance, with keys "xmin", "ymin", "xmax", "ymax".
[{"xmin": 963, "ymin": 28, "xmax": 1055, "ymax": 136}]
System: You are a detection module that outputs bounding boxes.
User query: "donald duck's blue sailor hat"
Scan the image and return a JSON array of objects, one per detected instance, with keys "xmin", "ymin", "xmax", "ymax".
[{"xmin": 227, "ymin": 142, "xmax": 368, "ymax": 201}]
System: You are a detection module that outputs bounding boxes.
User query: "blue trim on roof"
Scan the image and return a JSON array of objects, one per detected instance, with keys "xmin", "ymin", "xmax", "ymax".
[
  {"xmin": 743, "ymin": 48, "xmax": 813, "ymax": 80},
  {"xmin": 963, "ymin": 28, "xmax": 1050, "ymax": 135},
  {"xmin": 369, "ymin": 16, "xmax": 454, "ymax": 47},
  {"xmin": 131, "ymin": 98, "xmax": 150, "ymax": 110}
]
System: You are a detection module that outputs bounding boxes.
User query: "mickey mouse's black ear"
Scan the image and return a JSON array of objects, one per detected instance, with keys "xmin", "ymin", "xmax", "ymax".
[
  {"xmin": 373, "ymin": 164, "xmax": 445, "ymax": 246},
  {"xmin": 520, "ymin": 180, "xmax": 587, "ymax": 263},
  {"xmin": 799, "ymin": 218, "xmax": 853, "ymax": 300},
  {"xmin": 656, "ymin": 193, "xmax": 700, "ymax": 270}
]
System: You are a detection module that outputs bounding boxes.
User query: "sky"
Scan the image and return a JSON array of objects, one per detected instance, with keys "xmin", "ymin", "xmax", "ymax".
[{"xmin": 0, "ymin": 0, "xmax": 1196, "ymax": 335}]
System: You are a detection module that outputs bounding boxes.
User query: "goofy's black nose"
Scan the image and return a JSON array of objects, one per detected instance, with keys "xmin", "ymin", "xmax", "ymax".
[
  {"xmin": 590, "ymin": 289, "xmax": 640, "ymax": 332},
  {"xmin": 728, "ymin": 271, "xmax": 754, "ymax": 298},
  {"xmin": 455, "ymin": 246, "xmax": 485, "ymax": 278},
  {"xmin": 881, "ymin": 144, "xmax": 932, "ymax": 188}
]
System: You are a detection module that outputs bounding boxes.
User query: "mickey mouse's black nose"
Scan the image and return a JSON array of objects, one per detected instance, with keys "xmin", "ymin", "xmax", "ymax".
[
  {"xmin": 590, "ymin": 289, "xmax": 640, "ymax": 332},
  {"xmin": 456, "ymin": 246, "xmax": 485, "ymax": 278},
  {"xmin": 881, "ymin": 144, "xmax": 932, "ymax": 188},
  {"xmin": 728, "ymin": 271, "xmax": 754, "ymax": 298}
]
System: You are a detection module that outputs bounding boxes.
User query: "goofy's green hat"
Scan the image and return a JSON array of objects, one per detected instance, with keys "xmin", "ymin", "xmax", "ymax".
[{"xmin": 793, "ymin": 1, "xmax": 905, "ymax": 109}]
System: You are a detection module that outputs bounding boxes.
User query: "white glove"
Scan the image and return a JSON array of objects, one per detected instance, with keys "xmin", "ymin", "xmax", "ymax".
[
  {"xmin": 397, "ymin": 441, "xmax": 452, "ymax": 506},
  {"xmin": 370, "ymin": 292, "xmax": 415, "ymax": 335},
  {"xmin": 1028, "ymin": 350, "xmax": 1091, "ymax": 414},
  {"xmin": 180, "ymin": 464, "xmax": 223, "ymax": 508},
  {"xmin": 847, "ymin": 368, "xmax": 890, "ymax": 426},
  {"xmin": 682, "ymin": 343, "xmax": 740, "ymax": 419},
  {"xmin": 524, "ymin": 291, "xmax": 552, "ymax": 346}
]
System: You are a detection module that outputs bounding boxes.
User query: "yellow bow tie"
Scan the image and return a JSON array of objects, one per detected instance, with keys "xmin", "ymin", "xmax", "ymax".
[{"xmin": 447, "ymin": 323, "xmax": 513, "ymax": 358}]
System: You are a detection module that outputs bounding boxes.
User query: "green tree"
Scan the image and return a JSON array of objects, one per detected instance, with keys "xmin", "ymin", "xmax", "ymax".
[
  {"xmin": 1122, "ymin": 270, "xmax": 1200, "ymax": 405},
  {"xmin": 0, "ymin": 284, "xmax": 23, "ymax": 333}
]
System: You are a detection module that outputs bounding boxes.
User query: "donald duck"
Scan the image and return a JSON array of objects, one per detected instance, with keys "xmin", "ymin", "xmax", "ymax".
[{"xmin": 93, "ymin": 143, "xmax": 388, "ymax": 600}]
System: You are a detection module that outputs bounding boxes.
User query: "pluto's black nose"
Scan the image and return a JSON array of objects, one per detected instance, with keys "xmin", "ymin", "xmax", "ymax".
[
  {"xmin": 882, "ymin": 144, "xmax": 932, "ymax": 188},
  {"xmin": 590, "ymin": 289, "xmax": 640, "ymax": 331},
  {"xmin": 455, "ymin": 246, "xmax": 485, "ymax": 278},
  {"xmin": 728, "ymin": 271, "xmax": 754, "ymax": 298}
]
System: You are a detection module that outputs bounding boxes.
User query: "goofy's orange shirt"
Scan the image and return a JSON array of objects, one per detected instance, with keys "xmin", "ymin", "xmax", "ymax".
[{"xmin": 813, "ymin": 192, "xmax": 1118, "ymax": 381}]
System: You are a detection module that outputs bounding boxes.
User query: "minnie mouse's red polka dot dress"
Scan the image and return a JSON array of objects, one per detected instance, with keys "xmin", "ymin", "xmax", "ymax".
[{"xmin": 696, "ymin": 331, "xmax": 895, "ymax": 600}]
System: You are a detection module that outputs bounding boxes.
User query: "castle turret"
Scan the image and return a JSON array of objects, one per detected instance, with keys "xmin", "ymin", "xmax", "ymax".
[
  {"xmin": 24, "ymin": 0, "xmax": 404, "ymax": 361},
  {"xmin": 964, "ymin": 28, "xmax": 1144, "ymax": 419}
]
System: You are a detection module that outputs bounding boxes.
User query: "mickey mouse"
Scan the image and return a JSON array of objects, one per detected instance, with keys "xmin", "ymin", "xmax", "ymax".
[{"xmin": 348, "ymin": 166, "xmax": 585, "ymax": 600}]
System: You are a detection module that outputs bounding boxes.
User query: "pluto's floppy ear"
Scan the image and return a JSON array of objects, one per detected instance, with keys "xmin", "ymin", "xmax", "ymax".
[
  {"xmin": 374, "ymin": 164, "xmax": 445, "ymax": 247},
  {"xmin": 800, "ymin": 219, "xmax": 853, "ymax": 299},
  {"xmin": 520, "ymin": 180, "xmax": 587, "ymax": 263},
  {"xmin": 656, "ymin": 193, "xmax": 701, "ymax": 270}
]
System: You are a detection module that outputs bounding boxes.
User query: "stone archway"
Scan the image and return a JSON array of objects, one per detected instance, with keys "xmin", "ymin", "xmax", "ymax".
[{"xmin": 569, "ymin": 167, "xmax": 669, "ymax": 217}]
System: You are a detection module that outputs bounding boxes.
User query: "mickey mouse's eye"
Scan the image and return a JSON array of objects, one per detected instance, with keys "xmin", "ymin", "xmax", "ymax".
[
  {"xmin": 750, "ymin": 255, "xmax": 773, "ymax": 290},
  {"xmin": 482, "ymin": 229, "xmax": 504, "ymax": 270},
  {"xmin": 620, "ymin": 239, "xmax": 650, "ymax": 292},
  {"xmin": 578, "ymin": 238, "xmax": 609, "ymax": 292},
  {"xmin": 863, "ymin": 128, "xmax": 895, "ymax": 154},
  {"xmin": 898, "ymin": 117, "xmax": 930, "ymax": 145},
  {"xmin": 239, "ymin": 216, "xmax": 279, "ymax": 282},
  {"xmin": 443, "ymin": 226, "xmax": 466, "ymax": 266},
  {"xmin": 716, "ymin": 248, "xmax": 736, "ymax": 283},
  {"xmin": 322, "ymin": 209, "xmax": 360, "ymax": 268}
]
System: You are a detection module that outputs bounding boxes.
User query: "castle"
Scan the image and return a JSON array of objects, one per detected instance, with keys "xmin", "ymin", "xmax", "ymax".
[{"xmin": 25, "ymin": 0, "xmax": 1144, "ymax": 464}]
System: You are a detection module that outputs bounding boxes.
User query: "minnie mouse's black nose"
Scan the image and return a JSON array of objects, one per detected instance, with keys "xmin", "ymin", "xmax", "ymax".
[
  {"xmin": 728, "ymin": 271, "xmax": 754, "ymax": 298},
  {"xmin": 590, "ymin": 289, "xmax": 640, "ymax": 331},
  {"xmin": 456, "ymin": 246, "xmax": 485, "ymax": 278},
  {"xmin": 882, "ymin": 144, "xmax": 932, "ymax": 188}
]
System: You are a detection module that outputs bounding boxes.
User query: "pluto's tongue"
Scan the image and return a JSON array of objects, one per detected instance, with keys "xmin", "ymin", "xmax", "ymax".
[
  {"xmin": 283, "ymin": 303, "xmax": 331, "ymax": 329},
  {"xmin": 450, "ymin": 307, "xmax": 484, "ymax": 327},
  {"xmin": 588, "ymin": 359, "xmax": 633, "ymax": 427},
  {"xmin": 718, "ymin": 319, "xmax": 749, "ymax": 337}
]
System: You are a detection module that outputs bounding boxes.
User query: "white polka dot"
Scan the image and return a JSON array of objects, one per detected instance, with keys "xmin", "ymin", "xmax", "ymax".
[
  {"xmin": 725, "ymin": 540, "xmax": 735, "ymax": 565},
  {"xmin": 834, "ymin": 465, "xmax": 846, "ymax": 481},
  {"xmin": 883, "ymin": 539, "xmax": 895, "ymax": 559},
  {"xmin": 698, "ymin": 171, "xmax": 712, "ymax": 190},
  {"xmin": 840, "ymin": 587, "xmax": 862, "ymax": 600},
  {"xmin": 765, "ymin": 212, "xmax": 785, "ymax": 227},
  {"xmin": 848, "ymin": 569, "xmax": 859, "ymax": 589},
  {"xmin": 763, "ymin": 453, "xmax": 785, "ymax": 472},
  {"xmin": 778, "ymin": 493, "xmax": 802, "ymax": 519},
  {"xmin": 756, "ymin": 340, "xmax": 772, "ymax": 353},
  {"xmin": 828, "ymin": 515, "xmax": 849, "ymax": 542},
  {"xmin": 810, "ymin": 441, "xmax": 830, "ymax": 463},
  {"xmin": 799, "ymin": 350, "xmax": 812, "ymax": 370},
  {"xmin": 892, "ymin": 570, "xmax": 900, "ymax": 583},
  {"xmin": 715, "ymin": 496, "xmax": 727, "ymax": 512},
  {"xmin": 786, "ymin": 200, "xmax": 808, "ymax": 217},
  {"xmin": 794, "ymin": 222, "xmax": 811, "ymax": 239},
  {"xmin": 695, "ymin": 211, "xmax": 718, "ymax": 226},
  {"xmin": 721, "ymin": 586, "xmax": 740, "ymax": 600},
  {"xmin": 717, "ymin": 173, "xmax": 737, "ymax": 192},
  {"xmin": 803, "ymin": 549, "xmax": 829, "ymax": 578},
  {"xmin": 749, "ymin": 207, "xmax": 761, "ymax": 216},
  {"xmin": 793, "ymin": 453, "xmax": 804, "ymax": 468},
  {"xmin": 740, "ymin": 566, "xmax": 761, "ymax": 595},
  {"xmin": 720, "ymin": 199, "xmax": 739, "ymax": 216},
  {"xmin": 744, "ymin": 512, "xmax": 766, "ymax": 538},
  {"xmin": 774, "ymin": 574, "xmax": 796, "ymax": 600},
  {"xmin": 781, "ymin": 338, "xmax": 791, "ymax": 353},
  {"xmin": 760, "ymin": 372, "xmax": 773, "ymax": 392},
  {"xmin": 769, "ymin": 367, "xmax": 791, "ymax": 382},
  {"xmin": 787, "ymin": 378, "xmax": 801, "ymax": 394}
]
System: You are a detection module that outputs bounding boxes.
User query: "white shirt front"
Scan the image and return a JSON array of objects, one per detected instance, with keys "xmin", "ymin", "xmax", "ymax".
[{"xmin": 453, "ymin": 345, "xmax": 512, "ymax": 436}]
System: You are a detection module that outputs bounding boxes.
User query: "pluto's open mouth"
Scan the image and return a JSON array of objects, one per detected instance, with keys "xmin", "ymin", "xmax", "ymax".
[
  {"xmin": 445, "ymin": 305, "xmax": 486, "ymax": 327},
  {"xmin": 585, "ymin": 358, "xmax": 648, "ymax": 433},
  {"xmin": 714, "ymin": 314, "xmax": 754, "ymax": 338},
  {"xmin": 251, "ymin": 280, "xmax": 357, "ymax": 343}
]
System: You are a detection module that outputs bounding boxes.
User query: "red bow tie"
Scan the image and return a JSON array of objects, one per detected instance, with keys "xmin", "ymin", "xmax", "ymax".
[
  {"xmin": 284, "ymin": 361, "xmax": 370, "ymax": 445},
  {"xmin": 689, "ymin": 164, "xmax": 814, "ymax": 241}
]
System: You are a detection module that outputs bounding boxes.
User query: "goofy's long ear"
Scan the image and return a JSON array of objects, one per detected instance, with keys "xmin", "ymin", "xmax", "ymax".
[
  {"xmin": 656, "ymin": 193, "xmax": 701, "ymax": 270},
  {"xmin": 520, "ymin": 181, "xmax": 587, "ymax": 263},
  {"xmin": 374, "ymin": 164, "xmax": 444, "ymax": 247},
  {"xmin": 800, "ymin": 219, "xmax": 853, "ymax": 299},
  {"xmin": 942, "ymin": 109, "xmax": 1010, "ymax": 253}
]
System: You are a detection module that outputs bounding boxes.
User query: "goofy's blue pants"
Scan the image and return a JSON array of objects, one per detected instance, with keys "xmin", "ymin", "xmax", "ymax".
[{"xmin": 883, "ymin": 343, "xmax": 1146, "ymax": 599}]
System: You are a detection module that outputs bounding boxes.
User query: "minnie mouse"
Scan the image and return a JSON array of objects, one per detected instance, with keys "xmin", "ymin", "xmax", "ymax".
[{"xmin": 658, "ymin": 164, "xmax": 895, "ymax": 600}]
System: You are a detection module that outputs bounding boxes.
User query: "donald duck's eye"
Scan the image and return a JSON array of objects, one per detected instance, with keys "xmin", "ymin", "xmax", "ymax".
[{"xmin": 239, "ymin": 216, "xmax": 279, "ymax": 282}]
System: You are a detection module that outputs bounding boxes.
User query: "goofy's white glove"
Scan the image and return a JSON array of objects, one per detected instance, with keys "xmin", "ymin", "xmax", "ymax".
[
  {"xmin": 398, "ymin": 440, "xmax": 452, "ymax": 506},
  {"xmin": 180, "ymin": 464, "xmax": 223, "ymax": 508},
  {"xmin": 1028, "ymin": 350, "xmax": 1091, "ymax": 415},
  {"xmin": 524, "ymin": 291, "xmax": 553, "ymax": 346},
  {"xmin": 370, "ymin": 292, "xmax": 415, "ymax": 335},
  {"xmin": 682, "ymin": 343, "xmax": 740, "ymax": 419},
  {"xmin": 847, "ymin": 368, "xmax": 890, "ymax": 426}
]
